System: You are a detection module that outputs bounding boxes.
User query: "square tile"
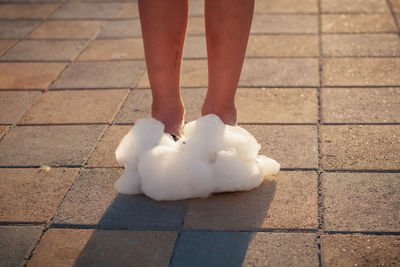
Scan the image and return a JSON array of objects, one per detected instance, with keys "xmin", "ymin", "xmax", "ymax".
[
  {"xmin": 322, "ymin": 88, "xmax": 400, "ymax": 123},
  {"xmin": 0, "ymin": 168, "xmax": 78, "ymax": 222},
  {"xmin": 321, "ymin": 14, "xmax": 397, "ymax": 33},
  {"xmin": 184, "ymin": 171, "xmax": 318, "ymax": 230},
  {"xmin": 322, "ymin": 172, "xmax": 400, "ymax": 231},
  {"xmin": 0, "ymin": 40, "xmax": 17, "ymax": 56},
  {"xmin": 49, "ymin": 2, "xmax": 123, "ymax": 19},
  {"xmin": 0, "ymin": 21, "xmax": 41, "ymax": 39},
  {"xmin": 189, "ymin": 0, "xmax": 204, "ymax": 16},
  {"xmin": 0, "ymin": 125, "xmax": 106, "ymax": 166},
  {"xmin": 28, "ymin": 20, "xmax": 105, "ymax": 39},
  {"xmin": 112, "ymin": 2, "xmax": 139, "ymax": 19},
  {"xmin": 321, "ymin": 0, "xmax": 390, "ymax": 13},
  {"xmin": 0, "ymin": 62, "xmax": 67, "ymax": 90},
  {"xmin": 53, "ymin": 168, "xmax": 187, "ymax": 229},
  {"xmin": 255, "ymin": 0, "xmax": 318, "ymax": 14},
  {"xmin": 0, "ymin": 91, "xmax": 41, "ymax": 124},
  {"xmin": 187, "ymin": 16, "xmax": 205, "ymax": 36},
  {"xmin": 50, "ymin": 61, "xmax": 145, "ymax": 89},
  {"xmin": 97, "ymin": 20, "xmax": 141, "ymax": 39},
  {"xmin": 183, "ymin": 36, "xmax": 207, "ymax": 59},
  {"xmin": 19, "ymin": 90, "xmax": 128, "ymax": 124},
  {"xmin": 251, "ymin": 15, "xmax": 318, "ymax": 34},
  {"xmin": 0, "ymin": 4, "xmax": 59, "ymax": 19}
]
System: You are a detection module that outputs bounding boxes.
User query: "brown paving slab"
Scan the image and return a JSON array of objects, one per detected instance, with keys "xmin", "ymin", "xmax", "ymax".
[
  {"xmin": 184, "ymin": 171, "xmax": 318, "ymax": 230},
  {"xmin": 50, "ymin": 61, "xmax": 145, "ymax": 89},
  {"xmin": 0, "ymin": 21, "xmax": 41, "ymax": 39},
  {"xmin": 189, "ymin": 0, "xmax": 204, "ymax": 16},
  {"xmin": 1, "ymin": 40, "xmax": 86, "ymax": 61},
  {"xmin": 0, "ymin": 125, "xmax": 106, "ymax": 166},
  {"xmin": 0, "ymin": 126, "xmax": 8, "ymax": 138},
  {"xmin": 0, "ymin": 168, "xmax": 78, "ymax": 222},
  {"xmin": 321, "ymin": 0, "xmax": 390, "ymax": 13},
  {"xmin": 77, "ymin": 38, "xmax": 144, "ymax": 61},
  {"xmin": 0, "ymin": 62, "xmax": 67, "ymax": 90},
  {"xmin": 321, "ymin": 234, "xmax": 400, "ymax": 266},
  {"xmin": 322, "ymin": 88, "xmax": 400, "ymax": 123},
  {"xmin": 0, "ymin": 4, "xmax": 59, "ymax": 19},
  {"xmin": 322, "ymin": 34, "xmax": 400, "ymax": 56},
  {"xmin": 322, "ymin": 58, "xmax": 400, "ymax": 86},
  {"xmin": 240, "ymin": 58, "xmax": 319, "ymax": 87},
  {"xmin": 255, "ymin": 0, "xmax": 318, "ymax": 14},
  {"xmin": 28, "ymin": 229, "xmax": 177, "ymax": 267},
  {"xmin": 112, "ymin": 2, "xmax": 139, "ymax": 19},
  {"xmin": 321, "ymin": 125, "xmax": 400, "ymax": 170},
  {"xmin": 321, "ymin": 14, "xmax": 397, "ymax": 33},
  {"xmin": 0, "ymin": 40, "xmax": 17, "ymax": 56},
  {"xmin": 247, "ymin": 35, "xmax": 319, "ymax": 58},
  {"xmin": 183, "ymin": 36, "xmax": 207, "ymax": 59},
  {"xmin": 19, "ymin": 89, "xmax": 128, "ymax": 124},
  {"xmin": 251, "ymin": 15, "xmax": 318, "ymax": 34},
  {"xmin": 322, "ymin": 172, "xmax": 400, "ymax": 231},
  {"xmin": 49, "ymin": 2, "xmax": 123, "ymax": 19},
  {"xmin": 97, "ymin": 20, "xmax": 142, "ymax": 39},
  {"xmin": 0, "ymin": 91, "xmax": 41, "ymax": 124},
  {"xmin": 187, "ymin": 16, "xmax": 205, "ymax": 36},
  {"xmin": 0, "ymin": 226, "xmax": 42, "ymax": 267},
  {"xmin": 28, "ymin": 20, "xmax": 105, "ymax": 39}
]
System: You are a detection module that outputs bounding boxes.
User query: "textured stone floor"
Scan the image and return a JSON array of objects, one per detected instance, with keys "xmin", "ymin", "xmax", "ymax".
[{"xmin": 0, "ymin": 0, "xmax": 399, "ymax": 266}]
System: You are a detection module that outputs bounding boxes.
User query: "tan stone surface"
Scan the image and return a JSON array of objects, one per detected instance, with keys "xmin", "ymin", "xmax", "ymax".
[
  {"xmin": 321, "ymin": 14, "xmax": 397, "ymax": 33},
  {"xmin": 321, "ymin": 0, "xmax": 390, "ymax": 13},
  {"xmin": 252, "ymin": 15, "xmax": 318, "ymax": 34},
  {"xmin": 321, "ymin": 234, "xmax": 400, "ymax": 266},
  {"xmin": 0, "ymin": 40, "xmax": 17, "ymax": 57},
  {"xmin": 187, "ymin": 16, "xmax": 205, "ymax": 36},
  {"xmin": 0, "ymin": 126, "xmax": 8, "ymax": 138},
  {"xmin": 189, "ymin": 0, "xmax": 204, "ymax": 16},
  {"xmin": 0, "ymin": 62, "xmax": 67, "ymax": 90},
  {"xmin": 0, "ymin": 168, "xmax": 78, "ymax": 222},
  {"xmin": 112, "ymin": 2, "xmax": 139, "ymax": 19},
  {"xmin": 391, "ymin": 0, "xmax": 400, "ymax": 12},
  {"xmin": 0, "ymin": 21, "xmax": 40, "ymax": 39},
  {"xmin": 0, "ymin": 91, "xmax": 41, "ymax": 124},
  {"xmin": 98, "ymin": 20, "xmax": 142, "ymax": 39},
  {"xmin": 185, "ymin": 171, "xmax": 318, "ymax": 230},
  {"xmin": 49, "ymin": 2, "xmax": 122, "ymax": 19},
  {"xmin": 183, "ymin": 36, "xmax": 207, "ymax": 59},
  {"xmin": 255, "ymin": 0, "xmax": 318, "ymax": 14},
  {"xmin": 29, "ymin": 21, "xmax": 105, "ymax": 39},
  {"xmin": 0, "ymin": 4, "xmax": 59, "ymax": 19}
]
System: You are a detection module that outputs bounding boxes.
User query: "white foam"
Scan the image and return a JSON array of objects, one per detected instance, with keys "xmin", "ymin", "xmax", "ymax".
[{"xmin": 115, "ymin": 114, "xmax": 280, "ymax": 201}]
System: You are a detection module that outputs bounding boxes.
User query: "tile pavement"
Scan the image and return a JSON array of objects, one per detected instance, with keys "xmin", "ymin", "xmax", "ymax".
[{"xmin": 0, "ymin": 0, "xmax": 399, "ymax": 266}]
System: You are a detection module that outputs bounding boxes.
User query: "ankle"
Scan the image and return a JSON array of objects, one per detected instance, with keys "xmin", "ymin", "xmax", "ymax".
[
  {"xmin": 152, "ymin": 100, "xmax": 184, "ymax": 136},
  {"xmin": 201, "ymin": 101, "xmax": 237, "ymax": 126}
]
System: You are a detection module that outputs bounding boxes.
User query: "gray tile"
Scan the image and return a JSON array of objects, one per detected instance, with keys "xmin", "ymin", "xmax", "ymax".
[
  {"xmin": 49, "ymin": 2, "xmax": 123, "ymax": 19},
  {"xmin": 0, "ymin": 21, "xmax": 40, "ymax": 39},
  {"xmin": 0, "ymin": 91, "xmax": 41, "ymax": 124},
  {"xmin": 251, "ymin": 15, "xmax": 318, "ymax": 34},
  {"xmin": 98, "ymin": 20, "xmax": 142, "ymax": 39}
]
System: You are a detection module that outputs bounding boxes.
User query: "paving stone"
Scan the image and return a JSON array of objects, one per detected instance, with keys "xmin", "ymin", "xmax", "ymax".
[
  {"xmin": 0, "ymin": 91, "xmax": 41, "ymax": 124},
  {"xmin": 391, "ymin": 0, "xmax": 400, "ymax": 12},
  {"xmin": 185, "ymin": 171, "xmax": 318, "ymax": 230},
  {"xmin": 87, "ymin": 125, "xmax": 130, "ymax": 167},
  {"xmin": 321, "ymin": 234, "xmax": 400, "ymax": 266},
  {"xmin": 321, "ymin": 0, "xmax": 390, "ymax": 13},
  {"xmin": 322, "ymin": 172, "xmax": 400, "ymax": 231},
  {"xmin": 321, "ymin": 14, "xmax": 397, "ymax": 33},
  {"xmin": 1, "ymin": 40, "xmax": 87, "ymax": 61},
  {"xmin": 322, "ymin": 87, "xmax": 400, "ymax": 123},
  {"xmin": 187, "ymin": 16, "xmax": 205, "ymax": 36},
  {"xmin": 28, "ymin": 229, "xmax": 176, "ymax": 267},
  {"xmin": 49, "ymin": 2, "xmax": 123, "ymax": 19},
  {"xmin": 77, "ymin": 38, "xmax": 144, "ymax": 61},
  {"xmin": 0, "ymin": 21, "xmax": 41, "ymax": 39},
  {"xmin": 0, "ymin": 125, "xmax": 106, "ymax": 166},
  {"xmin": 0, "ymin": 226, "xmax": 42, "ymax": 267},
  {"xmin": 0, "ymin": 168, "xmax": 78, "ymax": 222},
  {"xmin": 322, "ymin": 58, "xmax": 400, "ymax": 86},
  {"xmin": 247, "ymin": 35, "xmax": 319, "ymax": 58},
  {"xmin": 172, "ymin": 232, "xmax": 318, "ymax": 267},
  {"xmin": 53, "ymin": 168, "xmax": 187, "ymax": 229},
  {"xmin": 28, "ymin": 20, "xmax": 105, "ymax": 39},
  {"xmin": 255, "ymin": 0, "xmax": 318, "ymax": 14},
  {"xmin": 0, "ymin": 62, "xmax": 67, "ymax": 90},
  {"xmin": 50, "ymin": 61, "xmax": 145, "ymax": 89},
  {"xmin": 322, "ymin": 34, "xmax": 400, "ymax": 56},
  {"xmin": 112, "ymin": 2, "xmax": 139, "ymax": 19},
  {"xmin": 19, "ymin": 89, "xmax": 128, "ymax": 124},
  {"xmin": 183, "ymin": 36, "xmax": 207, "ymax": 59},
  {"xmin": 0, "ymin": 4, "xmax": 59, "ymax": 19},
  {"xmin": 189, "ymin": 0, "xmax": 204, "ymax": 16},
  {"xmin": 98, "ymin": 20, "xmax": 142, "ymax": 39},
  {"xmin": 240, "ymin": 58, "xmax": 319, "ymax": 87},
  {"xmin": 0, "ymin": 126, "xmax": 8, "ymax": 138},
  {"xmin": 0, "ymin": 40, "xmax": 17, "ymax": 56},
  {"xmin": 251, "ymin": 15, "xmax": 318, "ymax": 34}
]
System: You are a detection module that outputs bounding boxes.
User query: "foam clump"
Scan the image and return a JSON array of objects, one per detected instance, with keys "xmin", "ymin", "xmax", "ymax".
[{"xmin": 115, "ymin": 114, "xmax": 280, "ymax": 201}]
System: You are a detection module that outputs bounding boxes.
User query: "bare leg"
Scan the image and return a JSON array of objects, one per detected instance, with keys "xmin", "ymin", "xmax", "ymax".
[
  {"xmin": 138, "ymin": 0, "xmax": 188, "ymax": 136},
  {"xmin": 202, "ymin": 0, "xmax": 254, "ymax": 125}
]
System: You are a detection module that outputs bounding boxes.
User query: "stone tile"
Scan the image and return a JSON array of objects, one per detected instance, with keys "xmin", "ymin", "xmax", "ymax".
[
  {"xmin": 183, "ymin": 36, "xmax": 207, "ymax": 58},
  {"xmin": 251, "ymin": 15, "xmax": 318, "ymax": 34},
  {"xmin": 87, "ymin": 125, "xmax": 130, "ymax": 167},
  {"xmin": 322, "ymin": 88, "xmax": 400, "ymax": 123},
  {"xmin": 53, "ymin": 168, "xmax": 187, "ymax": 229},
  {"xmin": 0, "ymin": 4, "xmax": 59, "ymax": 19},
  {"xmin": 28, "ymin": 20, "xmax": 105, "ymax": 39},
  {"xmin": 172, "ymin": 232, "xmax": 318, "ymax": 266},
  {"xmin": 0, "ymin": 126, "xmax": 8, "ymax": 138},
  {"xmin": 187, "ymin": 16, "xmax": 205, "ymax": 36},
  {"xmin": 0, "ymin": 40, "xmax": 17, "ymax": 56},
  {"xmin": 49, "ymin": 2, "xmax": 123, "ymax": 19},
  {"xmin": 244, "ymin": 125, "xmax": 318, "ymax": 169},
  {"xmin": 0, "ymin": 168, "xmax": 78, "ymax": 222},
  {"xmin": 97, "ymin": 20, "xmax": 142, "ymax": 39},
  {"xmin": 0, "ymin": 21, "xmax": 41, "ymax": 39},
  {"xmin": 1, "ymin": 40, "xmax": 86, "ymax": 61},
  {"xmin": 0, "ymin": 91, "xmax": 41, "ymax": 124},
  {"xmin": 240, "ymin": 58, "xmax": 319, "ymax": 87},
  {"xmin": 247, "ymin": 35, "xmax": 319, "ymax": 58},
  {"xmin": 321, "ymin": 234, "xmax": 400, "ymax": 266},
  {"xmin": 0, "ymin": 226, "xmax": 42, "ymax": 267},
  {"xmin": 112, "ymin": 2, "xmax": 139, "ymax": 19},
  {"xmin": 322, "ymin": 58, "xmax": 400, "ymax": 86},
  {"xmin": 77, "ymin": 38, "xmax": 144, "ymax": 61},
  {"xmin": 28, "ymin": 229, "xmax": 176, "ymax": 267},
  {"xmin": 0, "ymin": 62, "xmax": 67, "ymax": 90},
  {"xmin": 255, "ymin": 0, "xmax": 318, "ymax": 14},
  {"xmin": 321, "ymin": 125, "xmax": 400, "ymax": 170},
  {"xmin": 0, "ymin": 125, "xmax": 106, "ymax": 166},
  {"xmin": 321, "ymin": 14, "xmax": 397, "ymax": 33},
  {"xmin": 189, "ymin": 0, "xmax": 204, "ymax": 16},
  {"xmin": 322, "ymin": 172, "xmax": 400, "ymax": 231},
  {"xmin": 19, "ymin": 90, "xmax": 128, "ymax": 124},
  {"xmin": 322, "ymin": 34, "xmax": 400, "ymax": 56},
  {"xmin": 391, "ymin": 0, "xmax": 400, "ymax": 12},
  {"xmin": 321, "ymin": 0, "xmax": 390, "ymax": 13},
  {"xmin": 184, "ymin": 171, "xmax": 318, "ymax": 230},
  {"xmin": 50, "ymin": 61, "xmax": 145, "ymax": 89}
]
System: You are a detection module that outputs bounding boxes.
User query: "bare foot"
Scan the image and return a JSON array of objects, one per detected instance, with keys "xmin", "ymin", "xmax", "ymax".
[
  {"xmin": 201, "ymin": 100, "xmax": 237, "ymax": 126},
  {"xmin": 152, "ymin": 99, "xmax": 184, "ymax": 137}
]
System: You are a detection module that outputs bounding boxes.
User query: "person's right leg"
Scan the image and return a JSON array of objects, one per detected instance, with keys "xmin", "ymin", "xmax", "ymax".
[{"xmin": 138, "ymin": 0, "xmax": 188, "ymax": 136}]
